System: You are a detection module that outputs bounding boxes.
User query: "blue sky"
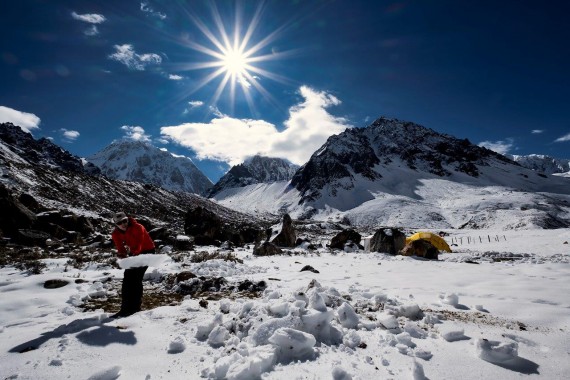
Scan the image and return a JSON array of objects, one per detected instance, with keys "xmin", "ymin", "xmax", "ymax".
[{"xmin": 1, "ymin": 0, "xmax": 569, "ymax": 182}]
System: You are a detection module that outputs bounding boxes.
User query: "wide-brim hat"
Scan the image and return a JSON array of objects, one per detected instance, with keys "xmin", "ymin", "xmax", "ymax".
[{"xmin": 113, "ymin": 211, "xmax": 128, "ymax": 224}]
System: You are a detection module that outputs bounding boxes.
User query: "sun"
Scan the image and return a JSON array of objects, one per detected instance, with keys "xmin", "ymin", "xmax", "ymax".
[
  {"xmin": 176, "ymin": 2, "xmax": 294, "ymax": 113},
  {"xmin": 221, "ymin": 45, "xmax": 250, "ymax": 78}
]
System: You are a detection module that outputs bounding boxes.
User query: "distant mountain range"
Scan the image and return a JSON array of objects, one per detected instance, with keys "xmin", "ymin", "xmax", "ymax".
[
  {"xmin": 507, "ymin": 154, "xmax": 570, "ymax": 177},
  {"xmin": 2, "ymin": 120, "xmax": 569, "ymax": 231},
  {"xmin": 212, "ymin": 117, "xmax": 570, "ymax": 229},
  {"xmin": 87, "ymin": 140, "xmax": 213, "ymax": 196}
]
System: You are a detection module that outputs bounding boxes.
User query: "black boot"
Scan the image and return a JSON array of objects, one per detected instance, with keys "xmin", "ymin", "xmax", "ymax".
[{"xmin": 114, "ymin": 266, "xmax": 147, "ymax": 317}]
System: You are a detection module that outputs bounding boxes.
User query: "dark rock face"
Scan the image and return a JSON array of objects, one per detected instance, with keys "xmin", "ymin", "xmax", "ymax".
[
  {"xmin": 369, "ymin": 228, "xmax": 406, "ymax": 255},
  {"xmin": 0, "ymin": 122, "xmax": 92, "ymax": 174},
  {"xmin": 290, "ymin": 129, "xmax": 381, "ymax": 202},
  {"xmin": 330, "ymin": 229, "xmax": 362, "ymax": 250},
  {"xmin": 270, "ymin": 214, "xmax": 297, "ymax": 247},
  {"xmin": 0, "ymin": 184, "xmax": 37, "ymax": 238},
  {"xmin": 290, "ymin": 117, "xmax": 514, "ymax": 203},
  {"xmin": 184, "ymin": 206, "xmax": 265, "ymax": 247}
]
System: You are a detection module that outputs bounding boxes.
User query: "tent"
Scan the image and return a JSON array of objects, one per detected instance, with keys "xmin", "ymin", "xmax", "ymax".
[{"xmin": 406, "ymin": 232, "xmax": 452, "ymax": 253}]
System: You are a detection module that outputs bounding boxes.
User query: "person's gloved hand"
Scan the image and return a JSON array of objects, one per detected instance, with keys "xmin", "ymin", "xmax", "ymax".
[{"xmin": 124, "ymin": 245, "xmax": 131, "ymax": 256}]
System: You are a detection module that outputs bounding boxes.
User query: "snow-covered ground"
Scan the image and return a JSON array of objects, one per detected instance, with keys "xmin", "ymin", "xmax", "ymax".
[{"xmin": 1, "ymin": 228, "xmax": 569, "ymax": 379}]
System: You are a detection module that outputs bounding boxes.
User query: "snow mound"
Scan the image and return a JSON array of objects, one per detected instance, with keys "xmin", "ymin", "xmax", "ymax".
[{"xmin": 118, "ymin": 254, "xmax": 169, "ymax": 269}]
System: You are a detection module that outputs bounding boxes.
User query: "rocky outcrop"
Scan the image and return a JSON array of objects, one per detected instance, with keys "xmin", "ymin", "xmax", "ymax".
[
  {"xmin": 253, "ymin": 241, "xmax": 282, "ymax": 256},
  {"xmin": 0, "ymin": 122, "xmax": 94, "ymax": 174},
  {"xmin": 270, "ymin": 214, "xmax": 297, "ymax": 247},
  {"xmin": 0, "ymin": 184, "xmax": 37, "ymax": 238},
  {"xmin": 330, "ymin": 229, "xmax": 362, "ymax": 250},
  {"xmin": 184, "ymin": 206, "xmax": 266, "ymax": 247},
  {"xmin": 369, "ymin": 228, "xmax": 406, "ymax": 255}
]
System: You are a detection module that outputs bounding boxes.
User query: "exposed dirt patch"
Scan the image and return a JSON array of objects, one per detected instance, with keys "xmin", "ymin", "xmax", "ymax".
[{"xmin": 424, "ymin": 308, "xmax": 540, "ymax": 331}]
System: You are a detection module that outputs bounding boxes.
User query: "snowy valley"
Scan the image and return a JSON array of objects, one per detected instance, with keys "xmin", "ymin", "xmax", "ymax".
[{"xmin": 0, "ymin": 120, "xmax": 569, "ymax": 380}]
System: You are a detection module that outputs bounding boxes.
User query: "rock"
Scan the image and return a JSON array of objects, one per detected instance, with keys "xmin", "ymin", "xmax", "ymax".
[
  {"xmin": 270, "ymin": 214, "xmax": 296, "ymax": 247},
  {"xmin": 369, "ymin": 228, "xmax": 405, "ymax": 255},
  {"xmin": 44, "ymin": 279, "xmax": 70, "ymax": 289},
  {"xmin": 300, "ymin": 265, "xmax": 320, "ymax": 273},
  {"xmin": 184, "ymin": 206, "xmax": 265, "ymax": 247},
  {"xmin": 253, "ymin": 241, "xmax": 282, "ymax": 256},
  {"xmin": 17, "ymin": 229, "xmax": 51, "ymax": 247},
  {"xmin": 0, "ymin": 184, "xmax": 37, "ymax": 238},
  {"xmin": 176, "ymin": 271, "xmax": 197, "ymax": 283},
  {"xmin": 330, "ymin": 229, "xmax": 362, "ymax": 250}
]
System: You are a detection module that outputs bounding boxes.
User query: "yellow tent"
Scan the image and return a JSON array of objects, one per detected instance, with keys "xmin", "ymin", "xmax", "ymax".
[{"xmin": 406, "ymin": 232, "xmax": 452, "ymax": 253}]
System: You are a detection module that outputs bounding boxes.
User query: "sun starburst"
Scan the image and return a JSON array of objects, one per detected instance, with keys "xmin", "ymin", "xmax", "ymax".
[{"xmin": 175, "ymin": 2, "xmax": 295, "ymax": 114}]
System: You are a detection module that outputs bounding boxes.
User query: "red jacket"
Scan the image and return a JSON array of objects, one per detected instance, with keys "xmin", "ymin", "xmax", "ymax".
[{"xmin": 112, "ymin": 217, "xmax": 155, "ymax": 256}]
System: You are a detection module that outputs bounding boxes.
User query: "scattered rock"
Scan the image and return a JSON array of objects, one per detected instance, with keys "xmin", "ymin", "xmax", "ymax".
[
  {"xmin": 44, "ymin": 279, "xmax": 70, "ymax": 289},
  {"xmin": 253, "ymin": 241, "xmax": 282, "ymax": 256},
  {"xmin": 369, "ymin": 228, "xmax": 405, "ymax": 254},
  {"xmin": 330, "ymin": 229, "xmax": 362, "ymax": 250},
  {"xmin": 300, "ymin": 265, "xmax": 320, "ymax": 273}
]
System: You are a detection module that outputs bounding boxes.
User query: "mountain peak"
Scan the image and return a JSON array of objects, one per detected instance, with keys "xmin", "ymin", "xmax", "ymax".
[
  {"xmin": 291, "ymin": 117, "xmax": 515, "ymax": 203},
  {"xmin": 209, "ymin": 155, "xmax": 299, "ymax": 197},
  {"xmin": 87, "ymin": 140, "xmax": 212, "ymax": 195}
]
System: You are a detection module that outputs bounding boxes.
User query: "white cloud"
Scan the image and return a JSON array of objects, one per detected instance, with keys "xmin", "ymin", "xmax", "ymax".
[
  {"xmin": 188, "ymin": 101, "xmax": 204, "ymax": 108},
  {"xmin": 160, "ymin": 86, "xmax": 351, "ymax": 166},
  {"xmin": 209, "ymin": 106, "xmax": 227, "ymax": 118},
  {"xmin": 140, "ymin": 2, "xmax": 166, "ymax": 19},
  {"xmin": 554, "ymin": 133, "xmax": 570, "ymax": 143},
  {"xmin": 71, "ymin": 11, "xmax": 106, "ymax": 24},
  {"xmin": 109, "ymin": 44, "xmax": 162, "ymax": 71},
  {"xmin": 84, "ymin": 25, "xmax": 99, "ymax": 36},
  {"xmin": 531, "ymin": 129, "xmax": 544, "ymax": 134},
  {"xmin": 61, "ymin": 129, "xmax": 80, "ymax": 141},
  {"xmin": 478, "ymin": 138, "xmax": 515, "ymax": 155},
  {"xmin": 169, "ymin": 74, "xmax": 183, "ymax": 80},
  {"xmin": 121, "ymin": 125, "xmax": 151, "ymax": 142},
  {"xmin": 0, "ymin": 106, "xmax": 41, "ymax": 133}
]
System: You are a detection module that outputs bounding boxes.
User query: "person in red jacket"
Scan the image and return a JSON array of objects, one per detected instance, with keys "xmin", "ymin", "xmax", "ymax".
[{"xmin": 110, "ymin": 211, "xmax": 155, "ymax": 318}]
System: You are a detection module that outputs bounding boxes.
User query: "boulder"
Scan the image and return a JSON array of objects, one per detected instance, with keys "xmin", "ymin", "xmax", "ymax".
[
  {"xmin": 330, "ymin": 229, "xmax": 362, "ymax": 250},
  {"xmin": 0, "ymin": 184, "xmax": 36, "ymax": 238},
  {"xmin": 369, "ymin": 228, "xmax": 406, "ymax": 255},
  {"xmin": 184, "ymin": 206, "xmax": 265, "ymax": 247},
  {"xmin": 253, "ymin": 241, "xmax": 282, "ymax": 256},
  {"xmin": 270, "ymin": 214, "xmax": 296, "ymax": 247}
]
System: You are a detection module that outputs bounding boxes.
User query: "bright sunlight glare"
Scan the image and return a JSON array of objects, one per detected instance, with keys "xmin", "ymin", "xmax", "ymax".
[
  {"xmin": 221, "ymin": 45, "xmax": 250, "ymax": 78},
  {"xmin": 175, "ymin": 2, "xmax": 296, "ymax": 114}
]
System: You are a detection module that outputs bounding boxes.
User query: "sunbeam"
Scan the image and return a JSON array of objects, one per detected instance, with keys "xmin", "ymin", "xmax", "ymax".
[{"xmin": 178, "ymin": 2, "xmax": 296, "ymax": 115}]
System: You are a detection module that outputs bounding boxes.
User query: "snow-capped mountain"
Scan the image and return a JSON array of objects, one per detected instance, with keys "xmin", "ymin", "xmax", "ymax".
[
  {"xmin": 87, "ymin": 140, "xmax": 213, "ymax": 196},
  {"xmin": 214, "ymin": 117, "xmax": 570, "ymax": 230},
  {"xmin": 290, "ymin": 117, "xmax": 518, "ymax": 203},
  {"xmin": 208, "ymin": 155, "xmax": 299, "ymax": 197},
  {"xmin": 507, "ymin": 154, "xmax": 570, "ymax": 176},
  {"xmin": 0, "ymin": 122, "xmax": 100, "ymax": 175}
]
